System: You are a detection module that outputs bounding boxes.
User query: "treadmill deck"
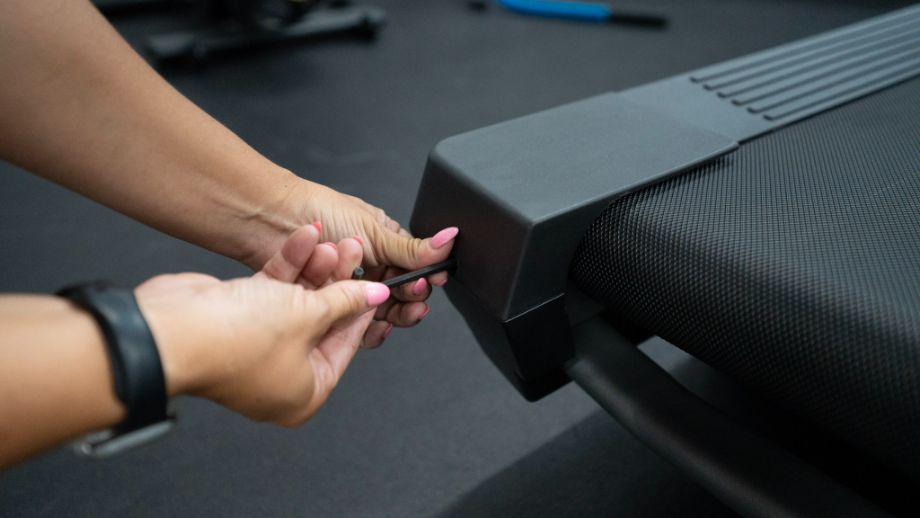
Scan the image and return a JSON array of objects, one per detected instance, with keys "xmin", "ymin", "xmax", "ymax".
[{"xmin": 571, "ymin": 77, "xmax": 920, "ymax": 483}]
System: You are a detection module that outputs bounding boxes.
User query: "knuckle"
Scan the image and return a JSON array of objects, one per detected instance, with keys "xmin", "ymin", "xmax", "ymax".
[
  {"xmin": 343, "ymin": 285, "xmax": 364, "ymax": 313},
  {"xmin": 387, "ymin": 303, "xmax": 405, "ymax": 325},
  {"xmin": 261, "ymin": 260, "xmax": 284, "ymax": 280},
  {"xmin": 401, "ymin": 237, "xmax": 423, "ymax": 263},
  {"xmin": 307, "ymin": 293, "xmax": 333, "ymax": 322}
]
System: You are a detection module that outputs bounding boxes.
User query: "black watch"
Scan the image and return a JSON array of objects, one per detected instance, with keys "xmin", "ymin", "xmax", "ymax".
[{"xmin": 57, "ymin": 281, "xmax": 175, "ymax": 457}]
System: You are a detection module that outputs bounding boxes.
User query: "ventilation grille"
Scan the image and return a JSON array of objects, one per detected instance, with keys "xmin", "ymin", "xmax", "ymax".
[{"xmin": 690, "ymin": 6, "xmax": 920, "ymax": 121}]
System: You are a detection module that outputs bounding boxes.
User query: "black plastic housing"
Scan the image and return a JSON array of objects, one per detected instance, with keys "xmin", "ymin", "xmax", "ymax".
[{"xmin": 410, "ymin": 93, "xmax": 736, "ymax": 399}]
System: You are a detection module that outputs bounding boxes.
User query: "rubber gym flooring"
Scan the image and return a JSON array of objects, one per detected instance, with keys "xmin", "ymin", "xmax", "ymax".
[{"xmin": 0, "ymin": 0, "xmax": 908, "ymax": 515}]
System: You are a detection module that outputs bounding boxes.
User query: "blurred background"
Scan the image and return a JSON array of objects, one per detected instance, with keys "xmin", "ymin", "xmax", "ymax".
[{"xmin": 0, "ymin": 0, "xmax": 909, "ymax": 515}]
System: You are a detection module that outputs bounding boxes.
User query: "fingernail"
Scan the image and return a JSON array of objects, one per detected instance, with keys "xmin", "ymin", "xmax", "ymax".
[
  {"xmin": 365, "ymin": 283, "xmax": 390, "ymax": 306},
  {"xmin": 383, "ymin": 324, "xmax": 394, "ymax": 339},
  {"xmin": 323, "ymin": 241, "xmax": 337, "ymax": 249},
  {"xmin": 418, "ymin": 305, "xmax": 431, "ymax": 321},
  {"xmin": 312, "ymin": 221, "xmax": 323, "ymax": 233},
  {"xmin": 411, "ymin": 278, "xmax": 428, "ymax": 296},
  {"xmin": 431, "ymin": 277, "xmax": 448, "ymax": 287},
  {"xmin": 352, "ymin": 235, "xmax": 364, "ymax": 246},
  {"xmin": 430, "ymin": 227, "xmax": 459, "ymax": 249}
]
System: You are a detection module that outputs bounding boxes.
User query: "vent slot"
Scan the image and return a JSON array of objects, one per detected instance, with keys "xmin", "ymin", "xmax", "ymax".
[
  {"xmin": 691, "ymin": 7, "xmax": 920, "ymax": 84},
  {"xmin": 690, "ymin": 7, "xmax": 920, "ymax": 124}
]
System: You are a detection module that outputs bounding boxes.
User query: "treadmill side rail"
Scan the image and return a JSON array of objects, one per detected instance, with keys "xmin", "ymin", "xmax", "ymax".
[{"xmin": 622, "ymin": 4, "xmax": 920, "ymax": 142}]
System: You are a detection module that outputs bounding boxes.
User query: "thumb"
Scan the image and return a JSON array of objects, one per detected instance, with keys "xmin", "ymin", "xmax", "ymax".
[
  {"xmin": 312, "ymin": 280, "xmax": 391, "ymax": 324},
  {"xmin": 376, "ymin": 226, "xmax": 458, "ymax": 271}
]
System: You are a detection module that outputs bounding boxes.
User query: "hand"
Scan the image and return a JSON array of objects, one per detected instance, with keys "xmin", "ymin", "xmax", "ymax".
[
  {"xmin": 245, "ymin": 179, "xmax": 459, "ymax": 334},
  {"xmin": 136, "ymin": 225, "xmax": 391, "ymax": 426}
]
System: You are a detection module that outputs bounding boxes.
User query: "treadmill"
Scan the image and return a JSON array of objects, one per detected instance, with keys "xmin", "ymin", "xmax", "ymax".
[{"xmin": 409, "ymin": 5, "xmax": 920, "ymax": 517}]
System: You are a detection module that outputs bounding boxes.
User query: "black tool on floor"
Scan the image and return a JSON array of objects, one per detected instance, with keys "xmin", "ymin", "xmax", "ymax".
[
  {"xmin": 94, "ymin": 0, "xmax": 185, "ymax": 15},
  {"xmin": 144, "ymin": 0, "xmax": 386, "ymax": 63}
]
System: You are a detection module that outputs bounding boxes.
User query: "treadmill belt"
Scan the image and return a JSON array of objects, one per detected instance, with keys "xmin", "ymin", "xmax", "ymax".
[{"xmin": 570, "ymin": 78, "xmax": 920, "ymax": 482}]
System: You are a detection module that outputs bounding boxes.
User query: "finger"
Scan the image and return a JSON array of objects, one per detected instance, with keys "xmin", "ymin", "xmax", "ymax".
[
  {"xmin": 371, "ymin": 206, "xmax": 388, "ymax": 226},
  {"xmin": 373, "ymin": 225, "xmax": 458, "ymax": 272},
  {"xmin": 376, "ymin": 264, "xmax": 432, "ymax": 303},
  {"xmin": 366, "ymin": 264, "xmax": 428, "ymax": 303},
  {"xmin": 312, "ymin": 280, "xmax": 390, "ymax": 325},
  {"xmin": 361, "ymin": 321, "xmax": 392, "ymax": 349},
  {"xmin": 372, "ymin": 266, "xmax": 403, "ymax": 304},
  {"xmin": 332, "ymin": 237, "xmax": 363, "ymax": 282},
  {"xmin": 428, "ymin": 271, "xmax": 449, "ymax": 287},
  {"xmin": 384, "ymin": 215, "xmax": 401, "ymax": 233},
  {"xmin": 259, "ymin": 224, "xmax": 320, "ymax": 283},
  {"xmin": 396, "ymin": 277, "xmax": 431, "ymax": 302},
  {"xmin": 374, "ymin": 300, "xmax": 430, "ymax": 328},
  {"xmin": 315, "ymin": 311, "xmax": 374, "ymax": 381},
  {"xmin": 397, "ymin": 225, "xmax": 445, "ymax": 287},
  {"xmin": 360, "ymin": 264, "xmax": 388, "ymax": 283},
  {"xmin": 305, "ymin": 311, "xmax": 375, "ymax": 416},
  {"xmin": 299, "ymin": 242, "xmax": 338, "ymax": 288},
  {"xmin": 369, "ymin": 205, "xmax": 400, "ymax": 234}
]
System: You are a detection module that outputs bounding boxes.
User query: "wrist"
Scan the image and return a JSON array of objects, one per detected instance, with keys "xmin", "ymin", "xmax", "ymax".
[
  {"xmin": 235, "ymin": 167, "xmax": 314, "ymax": 270},
  {"xmin": 56, "ymin": 282, "xmax": 175, "ymax": 455},
  {"xmin": 134, "ymin": 293, "xmax": 199, "ymax": 398}
]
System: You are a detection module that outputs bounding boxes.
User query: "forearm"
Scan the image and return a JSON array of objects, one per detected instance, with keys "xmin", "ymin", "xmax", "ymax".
[
  {"xmin": 0, "ymin": 1, "xmax": 301, "ymax": 264},
  {"xmin": 0, "ymin": 229, "xmax": 393, "ymax": 468},
  {"xmin": 0, "ymin": 295, "xmax": 124, "ymax": 468}
]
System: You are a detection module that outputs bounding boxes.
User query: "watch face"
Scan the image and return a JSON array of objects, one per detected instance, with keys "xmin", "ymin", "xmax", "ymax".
[{"xmin": 74, "ymin": 417, "xmax": 176, "ymax": 458}]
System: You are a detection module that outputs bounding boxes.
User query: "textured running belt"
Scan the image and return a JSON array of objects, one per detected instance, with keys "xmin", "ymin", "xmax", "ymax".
[{"xmin": 570, "ymin": 78, "xmax": 920, "ymax": 482}]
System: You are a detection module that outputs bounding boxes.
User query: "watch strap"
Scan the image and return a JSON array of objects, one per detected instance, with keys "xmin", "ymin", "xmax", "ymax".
[{"xmin": 57, "ymin": 281, "xmax": 173, "ymax": 456}]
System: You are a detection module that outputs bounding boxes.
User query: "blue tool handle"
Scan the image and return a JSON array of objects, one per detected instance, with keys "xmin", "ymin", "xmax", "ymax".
[{"xmin": 497, "ymin": 0, "xmax": 612, "ymax": 22}]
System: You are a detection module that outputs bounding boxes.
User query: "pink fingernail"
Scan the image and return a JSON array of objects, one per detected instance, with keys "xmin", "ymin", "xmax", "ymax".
[
  {"xmin": 365, "ymin": 283, "xmax": 390, "ymax": 306},
  {"xmin": 419, "ymin": 305, "xmax": 431, "ymax": 320},
  {"xmin": 383, "ymin": 324, "xmax": 394, "ymax": 339},
  {"xmin": 353, "ymin": 235, "xmax": 364, "ymax": 246},
  {"xmin": 431, "ymin": 277, "xmax": 448, "ymax": 287},
  {"xmin": 430, "ymin": 227, "xmax": 459, "ymax": 249},
  {"xmin": 323, "ymin": 241, "xmax": 337, "ymax": 249},
  {"xmin": 312, "ymin": 221, "xmax": 323, "ymax": 233},
  {"xmin": 412, "ymin": 278, "xmax": 428, "ymax": 296}
]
